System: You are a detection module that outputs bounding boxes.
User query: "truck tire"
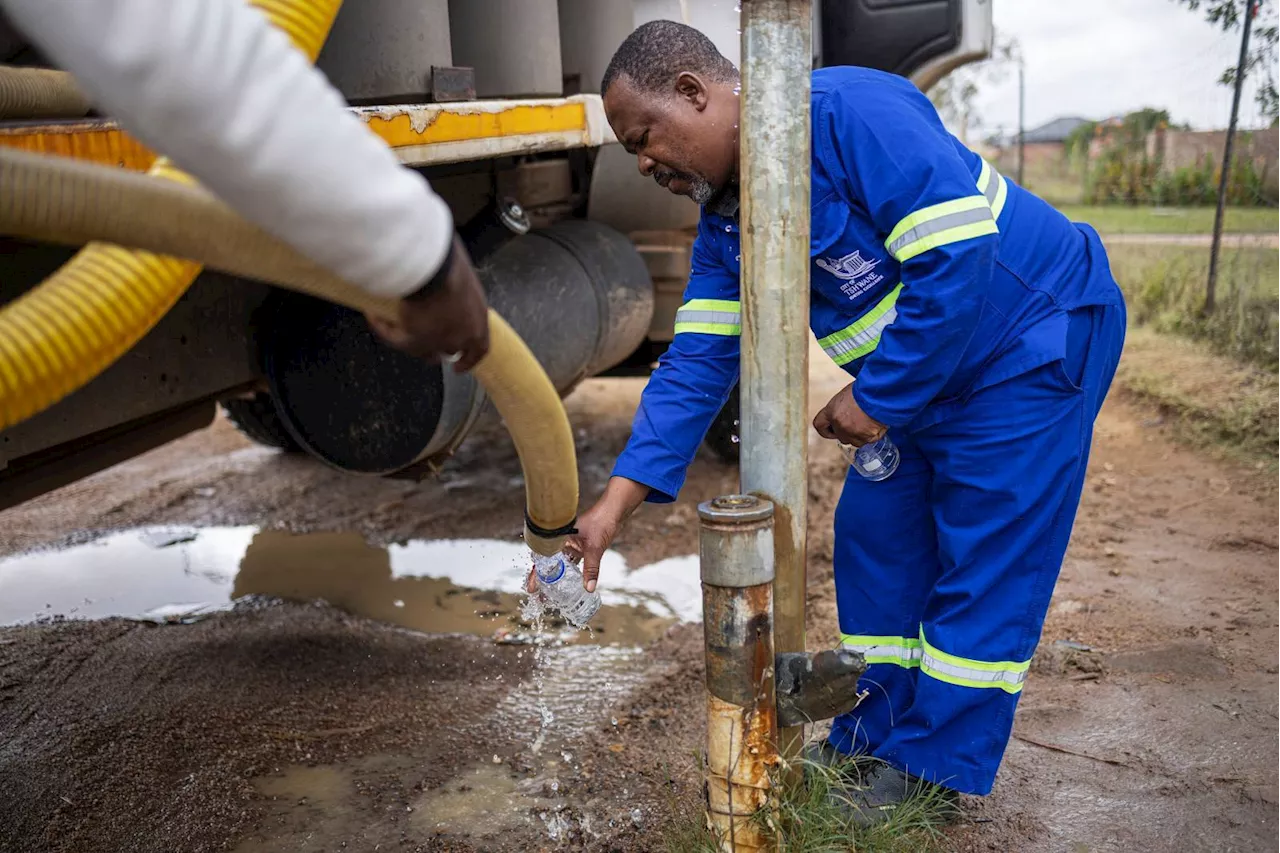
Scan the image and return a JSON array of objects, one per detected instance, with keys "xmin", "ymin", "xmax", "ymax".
[
  {"xmin": 703, "ymin": 384, "xmax": 741, "ymax": 464},
  {"xmin": 221, "ymin": 392, "xmax": 301, "ymax": 452}
]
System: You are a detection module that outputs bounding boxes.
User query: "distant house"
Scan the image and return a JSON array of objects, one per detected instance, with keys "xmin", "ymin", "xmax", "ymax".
[
  {"xmin": 992, "ymin": 116, "xmax": 1091, "ymax": 177},
  {"xmin": 1022, "ymin": 116, "xmax": 1091, "ymax": 145}
]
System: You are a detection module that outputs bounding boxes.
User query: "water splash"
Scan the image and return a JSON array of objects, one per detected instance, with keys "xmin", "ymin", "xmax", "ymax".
[{"xmin": 540, "ymin": 808, "xmax": 575, "ymax": 841}]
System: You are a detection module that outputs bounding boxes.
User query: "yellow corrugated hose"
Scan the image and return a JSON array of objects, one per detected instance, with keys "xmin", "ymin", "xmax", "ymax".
[{"xmin": 0, "ymin": 0, "xmax": 342, "ymax": 432}]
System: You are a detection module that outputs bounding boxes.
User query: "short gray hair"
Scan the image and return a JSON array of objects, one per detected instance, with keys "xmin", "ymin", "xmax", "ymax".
[{"xmin": 601, "ymin": 20, "xmax": 738, "ymax": 98}]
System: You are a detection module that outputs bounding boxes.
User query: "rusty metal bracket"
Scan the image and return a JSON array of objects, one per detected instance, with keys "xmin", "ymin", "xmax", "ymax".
[
  {"xmin": 774, "ymin": 649, "xmax": 867, "ymax": 728},
  {"xmin": 429, "ymin": 66, "xmax": 476, "ymax": 102}
]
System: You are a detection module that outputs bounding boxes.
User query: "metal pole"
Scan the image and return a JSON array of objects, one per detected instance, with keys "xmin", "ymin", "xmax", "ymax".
[
  {"xmin": 739, "ymin": 0, "xmax": 811, "ymax": 767},
  {"xmin": 699, "ymin": 495, "xmax": 778, "ymax": 853},
  {"xmin": 1017, "ymin": 59, "xmax": 1026, "ymax": 187},
  {"xmin": 1207, "ymin": 0, "xmax": 1256, "ymax": 315}
]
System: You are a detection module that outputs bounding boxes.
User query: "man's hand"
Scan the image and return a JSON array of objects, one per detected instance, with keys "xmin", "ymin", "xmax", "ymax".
[
  {"xmin": 367, "ymin": 236, "xmax": 490, "ymax": 372},
  {"xmin": 813, "ymin": 382, "xmax": 887, "ymax": 447},
  {"xmin": 525, "ymin": 477, "xmax": 650, "ymax": 594}
]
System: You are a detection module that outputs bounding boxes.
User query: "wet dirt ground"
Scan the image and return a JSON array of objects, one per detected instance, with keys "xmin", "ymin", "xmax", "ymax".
[{"xmin": 1, "ymin": 347, "xmax": 1276, "ymax": 852}]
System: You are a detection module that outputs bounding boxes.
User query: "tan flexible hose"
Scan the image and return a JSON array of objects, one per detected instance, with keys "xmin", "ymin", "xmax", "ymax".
[
  {"xmin": 0, "ymin": 146, "xmax": 580, "ymax": 555},
  {"xmin": 0, "ymin": 65, "xmax": 91, "ymax": 119},
  {"xmin": 0, "ymin": 146, "xmax": 353, "ymax": 288}
]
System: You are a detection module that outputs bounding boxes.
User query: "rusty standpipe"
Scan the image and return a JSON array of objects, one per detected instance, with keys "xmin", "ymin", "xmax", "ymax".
[
  {"xmin": 699, "ymin": 494, "xmax": 779, "ymax": 852},
  {"xmin": 738, "ymin": 0, "xmax": 812, "ymax": 767}
]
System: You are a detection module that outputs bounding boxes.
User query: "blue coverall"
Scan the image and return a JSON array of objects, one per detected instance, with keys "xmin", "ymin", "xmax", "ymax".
[{"xmin": 612, "ymin": 66, "xmax": 1126, "ymax": 796}]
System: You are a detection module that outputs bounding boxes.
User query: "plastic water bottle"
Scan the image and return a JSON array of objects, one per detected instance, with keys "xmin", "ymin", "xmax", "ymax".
[
  {"xmin": 840, "ymin": 435, "xmax": 900, "ymax": 481},
  {"xmin": 532, "ymin": 552, "xmax": 601, "ymax": 627}
]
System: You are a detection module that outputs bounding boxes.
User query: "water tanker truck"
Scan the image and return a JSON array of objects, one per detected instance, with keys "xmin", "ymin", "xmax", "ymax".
[{"xmin": 0, "ymin": 0, "xmax": 992, "ymax": 510}]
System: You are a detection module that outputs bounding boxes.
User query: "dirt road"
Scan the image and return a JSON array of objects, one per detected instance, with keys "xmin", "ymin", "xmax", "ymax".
[
  {"xmin": 1, "ymin": 351, "xmax": 1276, "ymax": 852},
  {"xmin": 1098, "ymin": 232, "xmax": 1279, "ymax": 249}
]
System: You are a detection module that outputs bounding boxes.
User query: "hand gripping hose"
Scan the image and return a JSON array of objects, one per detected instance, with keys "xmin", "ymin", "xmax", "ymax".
[{"xmin": 0, "ymin": 153, "xmax": 581, "ymax": 556}]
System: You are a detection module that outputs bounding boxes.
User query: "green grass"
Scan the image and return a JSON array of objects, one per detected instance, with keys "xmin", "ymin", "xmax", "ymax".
[
  {"xmin": 1116, "ymin": 327, "xmax": 1278, "ymax": 465},
  {"xmin": 1104, "ymin": 242, "xmax": 1277, "ymax": 464},
  {"xmin": 1057, "ymin": 205, "xmax": 1279, "ymax": 234},
  {"xmin": 1106, "ymin": 244, "xmax": 1278, "ymax": 368},
  {"xmin": 1024, "ymin": 176, "xmax": 1088, "ymax": 207},
  {"xmin": 1105, "ymin": 242, "xmax": 1280, "ymax": 298},
  {"xmin": 662, "ymin": 755, "xmax": 954, "ymax": 853}
]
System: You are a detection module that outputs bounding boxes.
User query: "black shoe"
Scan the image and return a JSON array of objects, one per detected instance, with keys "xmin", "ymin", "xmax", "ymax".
[
  {"xmin": 828, "ymin": 762, "xmax": 961, "ymax": 829},
  {"xmin": 803, "ymin": 737, "xmax": 875, "ymax": 768},
  {"xmin": 800, "ymin": 739, "xmax": 877, "ymax": 783}
]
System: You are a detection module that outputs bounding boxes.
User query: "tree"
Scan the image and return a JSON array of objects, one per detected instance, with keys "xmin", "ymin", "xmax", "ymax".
[
  {"xmin": 929, "ymin": 35, "xmax": 1020, "ymax": 144},
  {"xmin": 1062, "ymin": 120, "xmax": 1098, "ymax": 161},
  {"xmin": 1124, "ymin": 108, "xmax": 1174, "ymax": 137},
  {"xmin": 1173, "ymin": 0, "xmax": 1279, "ymax": 124},
  {"xmin": 929, "ymin": 73, "xmax": 981, "ymax": 141}
]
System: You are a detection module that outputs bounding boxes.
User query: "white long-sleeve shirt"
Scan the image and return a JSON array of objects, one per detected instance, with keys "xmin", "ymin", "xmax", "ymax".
[{"xmin": 3, "ymin": 0, "xmax": 453, "ymax": 299}]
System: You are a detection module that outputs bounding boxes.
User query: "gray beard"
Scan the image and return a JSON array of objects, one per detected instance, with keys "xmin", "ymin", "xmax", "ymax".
[{"xmin": 686, "ymin": 174, "xmax": 716, "ymax": 206}]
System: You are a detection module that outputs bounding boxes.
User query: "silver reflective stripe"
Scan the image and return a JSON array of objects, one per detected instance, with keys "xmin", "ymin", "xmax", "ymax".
[
  {"xmin": 842, "ymin": 639, "xmax": 922, "ymax": 666},
  {"xmin": 981, "ymin": 168, "xmax": 1001, "ymax": 206},
  {"xmin": 921, "ymin": 649, "xmax": 1028, "ymax": 687},
  {"xmin": 886, "ymin": 204, "xmax": 995, "ymax": 259},
  {"xmin": 821, "ymin": 306, "xmax": 897, "ymax": 362},
  {"xmin": 674, "ymin": 309, "xmax": 740, "ymax": 327}
]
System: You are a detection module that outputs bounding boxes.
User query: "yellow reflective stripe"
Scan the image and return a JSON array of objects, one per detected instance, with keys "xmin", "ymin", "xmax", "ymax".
[
  {"xmin": 673, "ymin": 298, "xmax": 741, "ymax": 336},
  {"xmin": 682, "ymin": 298, "xmax": 740, "ymax": 312},
  {"xmin": 817, "ymin": 284, "xmax": 903, "ymax": 366},
  {"xmin": 675, "ymin": 322, "xmax": 741, "ymax": 335},
  {"xmin": 885, "ymin": 196, "xmax": 997, "ymax": 263},
  {"xmin": 840, "ymin": 633, "xmax": 922, "ymax": 668},
  {"xmin": 977, "ymin": 159, "xmax": 994, "ymax": 196},
  {"xmin": 884, "ymin": 195, "xmax": 990, "ymax": 249},
  {"xmin": 977, "ymin": 159, "xmax": 1009, "ymax": 221},
  {"xmin": 918, "ymin": 628, "xmax": 1031, "ymax": 694},
  {"xmin": 897, "ymin": 219, "xmax": 999, "ymax": 264}
]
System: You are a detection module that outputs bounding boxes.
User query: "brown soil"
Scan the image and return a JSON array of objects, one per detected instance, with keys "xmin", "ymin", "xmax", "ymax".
[{"xmin": 1, "ymin": 352, "xmax": 1276, "ymax": 852}]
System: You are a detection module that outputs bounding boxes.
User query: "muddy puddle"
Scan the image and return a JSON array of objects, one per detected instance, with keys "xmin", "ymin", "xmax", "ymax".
[
  {"xmin": 235, "ymin": 644, "xmax": 653, "ymax": 849},
  {"xmin": 0, "ymin": 526, "xmax": 701, "ymax": 646}
]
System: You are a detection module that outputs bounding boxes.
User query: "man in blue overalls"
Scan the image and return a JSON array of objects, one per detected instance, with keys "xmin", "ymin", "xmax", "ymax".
[{"xmin": 570, "ymin": 20, "xmax": 1126, "ymax": 823}]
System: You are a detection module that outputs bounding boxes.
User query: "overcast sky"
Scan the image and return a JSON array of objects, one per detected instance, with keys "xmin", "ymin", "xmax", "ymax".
[{"xmin": 971, "ymin": 0, "xmax": 1272, "ymax": 137}]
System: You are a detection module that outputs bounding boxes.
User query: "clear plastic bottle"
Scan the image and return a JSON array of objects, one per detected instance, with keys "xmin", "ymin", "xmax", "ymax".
[
  {"xmin": 531, "ymin": 552, "xmax": 601, "ymax": 627},
  {"xmin": 840, "ymin": 435, "xmax": 900, "ymax": 481}
]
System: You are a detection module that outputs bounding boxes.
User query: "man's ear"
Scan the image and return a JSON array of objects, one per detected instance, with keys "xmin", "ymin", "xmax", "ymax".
[{"xmin": 674, "ymin": 72, "xmax": 710, "ymax": 111}]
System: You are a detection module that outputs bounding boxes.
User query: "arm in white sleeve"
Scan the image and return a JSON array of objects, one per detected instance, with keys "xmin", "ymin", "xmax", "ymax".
[{"xmin": 2, "ymin": 0, "xmax": 453, "ymax": 299}]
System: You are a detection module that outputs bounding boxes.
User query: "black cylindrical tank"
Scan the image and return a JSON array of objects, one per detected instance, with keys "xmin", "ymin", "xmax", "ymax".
[{"xmin": 263, "ymin": 220, "xmax": 654, "ymax": 476}]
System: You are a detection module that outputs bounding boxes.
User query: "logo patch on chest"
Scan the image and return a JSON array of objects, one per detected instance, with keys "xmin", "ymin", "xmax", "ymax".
[{"xmin": 816, "ymin": 250, "xmax": 885, "ymax": 300}]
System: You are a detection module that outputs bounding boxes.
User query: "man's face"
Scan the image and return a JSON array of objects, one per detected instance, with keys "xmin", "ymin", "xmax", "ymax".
[{"xmin": 603, "ymin": 73, "xmax": 739, "ymax": 208}]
